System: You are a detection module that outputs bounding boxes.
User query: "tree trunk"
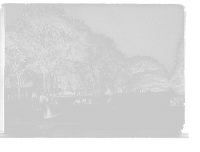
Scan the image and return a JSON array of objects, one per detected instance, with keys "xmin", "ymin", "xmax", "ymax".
[
  {"xmin": 50, "ymin": 72, "xmax": 54, "ymax": 92},
  {"xmin": 50, "ymin": 76, "xmax": 54, "ymax": 92},
  {"xmin": 12, "ymin": 78, "xmax": 16, "ymax": 99},
  {"xmin": 98, "ymin": 78, "xmax": 101, "ymax": 93},
  {"xmin": 61, "ymin": 76, "xmax": 64, "ymax": 96},
  {"xmin": 62, "ymin": 87, "xmax": 64, "ymax": 96},
  {"xmin": 53, "ymin": 75, "xmax": 58, "ymax": 94},
  {"xmin": 43, "ymin": 73, "xmax": 46, "ymax": 94},
  {"xmin": 92, "ymin": 74, "xmax": 99, "ymax": 94},
  {"xmin": 92, "ymin": 82, "xmax": 95, "ymax": 95},
  {"xmin": 10, "ymin": 70, "xmax": 16, "ymax": 99},
  {"xmin": 17, "ymin": 74, "xmax": 21, "ymax": 98},
  {"xmin": 121, "ymin": 80, "xmax": 124, "ymax": 93}
]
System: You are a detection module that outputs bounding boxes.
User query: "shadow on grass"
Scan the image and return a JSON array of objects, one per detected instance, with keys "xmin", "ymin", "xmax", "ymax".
[
  {"xmin": 58, "ymin": 94, "xmax": 75, "ymax": 98},
  {"xmin": 109, "ymin": 106, "xmax": 118, "ymax": 110},
  {"xmin": 146, "ymin": 93, "xmax": 166, "ymax": 96},
  {"xmin": 26, "ymin": 112, "xmax": 62, "ymax": 132},
  {"xmin": 30, "ymin": 123, "xmax": 55, "ymax": 132},
  {"xmin": 49, "ymin": 112, "xmax": 63, "ymax": 118},
  {"xmin": 131, "ymin": 93, "xmax": 166, "ymax": 97}
]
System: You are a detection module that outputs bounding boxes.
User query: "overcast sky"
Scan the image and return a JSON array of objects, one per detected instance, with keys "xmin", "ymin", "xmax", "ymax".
[{"xmin": 5, "ymin": 4, "xmax": 184, "ymax": 71}]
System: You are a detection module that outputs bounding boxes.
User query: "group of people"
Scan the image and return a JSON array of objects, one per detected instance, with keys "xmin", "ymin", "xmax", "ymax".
[
  {"xmin": 31, "ymin": 87, "xmax": 114, "ymax": 118},
  {"xmin": 31, "ymin": 92, "xmax": 59, "ymax": 119},
  {"xmin": 73, "ymin": 91, "xmax": 92, "ymax": 105},
  {"xmin": 134, "ymin": 89, "xmax": 148, "ymax": 96},
  {"xmin": 73, "ymin": 85, "xmax": 113, "ymax": 109},
  {"xmin": 170, "ymin": 97, "xmax": 184, "ymax": 107}
]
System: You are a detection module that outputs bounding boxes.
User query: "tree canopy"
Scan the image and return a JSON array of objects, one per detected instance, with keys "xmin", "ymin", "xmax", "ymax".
[
  {"xmin": 114, "ymin": 56, "xmax": 170, "ymax": 93},
  {"xmin": 81, "ymin": 33, "xmax": 126, "ymax": 93},
  {"xmin": 128, "ymin": 70, "xmax": 169, "ymax": 92},
  {"xmin": 16, "ymin": 6, "xmax": 89, "ymax": 93},
  {"xmin": 5, "ymin": 5, "xmax": 183, "ymax": 97}
]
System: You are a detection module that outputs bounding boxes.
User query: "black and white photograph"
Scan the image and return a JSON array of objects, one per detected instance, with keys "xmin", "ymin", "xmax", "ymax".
[{"xmin": 0, "ymin": 3, "xmax": 187, "ymax": 138}]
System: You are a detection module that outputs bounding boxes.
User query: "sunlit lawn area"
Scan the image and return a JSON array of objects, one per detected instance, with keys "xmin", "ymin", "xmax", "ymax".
[{"xmin": 5, "ymin": 92, "xmax": 184, "ymax": 137}]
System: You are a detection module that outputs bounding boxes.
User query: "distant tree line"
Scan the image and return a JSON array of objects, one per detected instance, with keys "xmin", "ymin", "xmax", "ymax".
[{"xmin": 5, "ymin": 5, "xmax": 184, "ymax": 98}]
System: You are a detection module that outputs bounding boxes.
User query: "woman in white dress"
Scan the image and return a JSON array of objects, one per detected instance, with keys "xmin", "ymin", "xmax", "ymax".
[{"xmin": 39, "ymin": 93, "xmax": 53, "ymax": 118}]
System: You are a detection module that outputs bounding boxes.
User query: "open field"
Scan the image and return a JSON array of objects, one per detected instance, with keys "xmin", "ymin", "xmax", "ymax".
[{"xmin": 2, "ymin": 93, "xmax": 185, "ymax": 137}]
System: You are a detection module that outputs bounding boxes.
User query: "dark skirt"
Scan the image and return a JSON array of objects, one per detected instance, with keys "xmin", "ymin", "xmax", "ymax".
[{"xmin": 41, "ymin": 101, "xmax": 53, "ymax": 118}]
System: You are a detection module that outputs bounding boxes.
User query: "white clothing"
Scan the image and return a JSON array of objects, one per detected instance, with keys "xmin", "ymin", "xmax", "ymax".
[
  {"xmin": 39, "ymin": 95, "xmax": 49, "ymax": 102},
  {"xmin": 82, "ymin": 99, "xmax": 86, "ymax": 104},
  {"xmin": 76, "ymin": 92, "xmax": 81, "ymax": 96},
  {"xmin": 53, "ymin": 93, "xmax": 57, "ymax": 99},
  {"xmin": 180, "ymin": 98, "xmax": 185, "ymax": 107},
  {"xmin": 73, "ymin": 99, "xmax": 81, "ymax": 105},
  {"xmin": 173, "ymin": 97, "xmax": 180, "ymax": 107},
  {"xmin": 31, "ymin": 93, "xmax": 37, "ymax": 99},
  {"xmin": 105, "ymin": 88, "xmax": 113, "ymax": 96},
  {"xmin": 76, "ymin": 99, "xmax": 81, "ymax": 104}
]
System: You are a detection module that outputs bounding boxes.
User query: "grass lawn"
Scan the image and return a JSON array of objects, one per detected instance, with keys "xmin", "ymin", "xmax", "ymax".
[{"xmin": 4, "ymin": 93, "xmax": 184, "ymax": 137}]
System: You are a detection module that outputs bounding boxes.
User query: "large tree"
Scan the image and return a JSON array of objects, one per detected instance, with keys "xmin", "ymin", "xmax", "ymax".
[
  {"xmin": 115, "ymin": 56, "xmax": 170, "ymax": 93},
  {"xmin": 127, "ymin": 56, "xmax": 167, "ymax": 76},
  {"xmin": 55, "ymin": 59, "xmax": 83, "ymax": 95},
  {"xmin": 5, "ymin": 5, "xmax": 92, "ymax": 95},
  {"xmin": 127, "ymin": 70, "xmax": 169, "ymax": 92},
  {"xmin": 103, "ymin": 53, "xmax": 127, "ymax": 92},
  {"xmin": 82, "ymin": 33, "xmax": 126, "ymax": 94},
  {"xmin": 5, "ymin": 26, "xmax": 27, "ymax": 98},
  {"xmin": 171, "ymin": 37, "xmax": 184, "ymax": 95}
]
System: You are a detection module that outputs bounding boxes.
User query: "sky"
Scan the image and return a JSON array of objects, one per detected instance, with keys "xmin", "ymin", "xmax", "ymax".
[{"xmin": 4, "ymin": 4, "xmax": 184, "ymax": 71}]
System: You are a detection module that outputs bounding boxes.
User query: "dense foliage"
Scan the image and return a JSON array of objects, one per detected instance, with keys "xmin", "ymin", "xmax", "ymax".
[{"xmin": 5, "ymin": 6, "xmax": 184, "ymax": 97}]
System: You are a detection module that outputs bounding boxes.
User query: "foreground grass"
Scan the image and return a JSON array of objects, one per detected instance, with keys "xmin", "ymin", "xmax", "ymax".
[{"xmin": 5, "ymin": 93, "xmax": 184, "ymax": 137}]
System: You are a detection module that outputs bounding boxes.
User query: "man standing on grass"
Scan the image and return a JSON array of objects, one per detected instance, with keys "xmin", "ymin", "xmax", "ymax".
[{"xmin": 105, "ymin": 85, "xmax": 113, "ymax": 109}]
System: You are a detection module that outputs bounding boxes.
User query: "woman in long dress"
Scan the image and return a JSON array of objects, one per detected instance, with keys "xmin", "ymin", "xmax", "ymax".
[
  {"xmin": 105, "ymin": 85, "xmax": 113, "ymax": 109},
  {"xmin": 39, "ymin": 93, "xmax": 53, "ymax": 118},
  {"xmin": 31, "ymin": 92, "xmax": 39, "ymax": 111}
]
